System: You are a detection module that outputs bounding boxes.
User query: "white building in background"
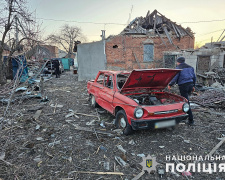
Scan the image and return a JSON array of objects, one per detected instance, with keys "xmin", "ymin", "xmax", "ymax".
[{"xmin": 58, "ymin": 49, "xmax": 67, "ymax": 58}]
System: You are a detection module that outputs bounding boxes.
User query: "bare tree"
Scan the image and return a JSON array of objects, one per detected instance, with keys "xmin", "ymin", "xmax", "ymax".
[
  {"xmin": 0, "ymin": 0, "xmax": 39, "ymax": 85},
  {"xmin": 47, "ymin": 24, "xmax": 86, "ymax": 58}
]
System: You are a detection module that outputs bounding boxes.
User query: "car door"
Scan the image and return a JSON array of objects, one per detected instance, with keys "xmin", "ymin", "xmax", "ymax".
[
  {"xmin": 93, "ymin": 73, "xmax": 105, "ymax": 104},
  {"xmin": 98, "ymin": 73, "xmax": 115, "ymax": 114}
]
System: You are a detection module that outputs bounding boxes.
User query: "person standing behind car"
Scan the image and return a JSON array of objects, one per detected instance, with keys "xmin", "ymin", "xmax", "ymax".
[
  {"xmin": 53, "ymin": 60, "xmax": 60, "ymax": 78},
  {"xmin": 168, "ymin": 57, "xmax": 196, "ymax": 125}
]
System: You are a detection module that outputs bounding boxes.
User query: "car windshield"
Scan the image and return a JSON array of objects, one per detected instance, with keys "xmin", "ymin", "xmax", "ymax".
[{"xmin": 117, "ymin": 73, "xmax": 129, "ymax": 89}]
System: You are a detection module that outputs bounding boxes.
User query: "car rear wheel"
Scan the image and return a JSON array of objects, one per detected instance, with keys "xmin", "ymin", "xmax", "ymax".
[
  {"xmin": 115, "ymin": 110, "xmax": 133, "ymax": 135},
  {"xmin": 90, "ymin": 95, "xmax": 98, "ymax": 108}
]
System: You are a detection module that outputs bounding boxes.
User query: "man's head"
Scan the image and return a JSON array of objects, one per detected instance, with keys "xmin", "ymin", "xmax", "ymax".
[{"xmin": 176, "ymin": 56, "xmax": 185, "ymax": 65}]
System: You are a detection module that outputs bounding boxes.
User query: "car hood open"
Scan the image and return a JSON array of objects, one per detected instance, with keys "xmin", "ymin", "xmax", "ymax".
[{"xmin": 120, "ymin": 68, "xmax": 182, "ymax": 92}]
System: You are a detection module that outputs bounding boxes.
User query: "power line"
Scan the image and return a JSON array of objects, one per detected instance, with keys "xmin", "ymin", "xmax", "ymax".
[
  {"xmin": 37, "ymin": 16, "xmax": 225, "ymax": 25},
  {"xmin": 36, "ymin": 17, "xmax": 127, "ymax": 26},
  {"xmin": 36, "ymin": 17, "xmax": 225, "ymax": 39},
  {"xmin": 198, "ymin": 28, "xmax": 225, "ymax": 36},
  {"xmin": 181, "ymin": 18, "xmax": 225, "ymax": 24}
]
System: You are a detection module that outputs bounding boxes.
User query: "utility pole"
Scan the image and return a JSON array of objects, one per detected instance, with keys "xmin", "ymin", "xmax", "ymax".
[
  {"xmin": 101, "ymin": 30, "xmax": 105, "ymax": 40},
  {"xmin": 101, "ymin": 30, "xmax": 106, "ymax": 54}
]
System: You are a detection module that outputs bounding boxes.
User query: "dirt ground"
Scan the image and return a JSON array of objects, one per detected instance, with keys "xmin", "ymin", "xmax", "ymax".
[{"xmin": 0, "ymin": 71, "xmax": 225, "ymax": 180}]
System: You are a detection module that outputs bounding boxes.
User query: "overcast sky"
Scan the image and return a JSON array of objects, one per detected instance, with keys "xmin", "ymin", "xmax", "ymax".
[{"xmin": 28, "ymin": 0, "xmax": 225, "ymax": 46}]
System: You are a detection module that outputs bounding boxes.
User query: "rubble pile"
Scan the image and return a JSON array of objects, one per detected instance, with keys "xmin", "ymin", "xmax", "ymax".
[
  {"xmin": 190, "ymin": 89, "xmax": 225, "ymax": 108},
  {"xmin": 213, "ymin": 67, "xmax": 225, "ymax": 86},
  {"xmin": 0, "ymin": 72, "xmax": 225, "ymax": 179}
]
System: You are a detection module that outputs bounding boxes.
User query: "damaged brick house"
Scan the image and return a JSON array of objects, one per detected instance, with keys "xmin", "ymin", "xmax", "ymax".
[
  {"xmin": 26, "ymin": 45, "xmax": 59, "ymax": 61},
  {"xmin": 78, "ymin": 10, "xmax": 195, "ymax": 80},
  {"xmin": 164, "ymin": 41, "xmax": 225, "ymax": 86}
]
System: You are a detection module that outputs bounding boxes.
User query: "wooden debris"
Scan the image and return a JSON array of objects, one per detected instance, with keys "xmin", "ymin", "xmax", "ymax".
[
  {"xmin": 40, "ymin": 76, "xmax": 44, "ymax": 97},
  {"xmin": 53, "ymin": 103, "xmax": 57, "ymax": 114},
  {"xmin": 132, "ymin": 171, "xmax": 145, "ymax": 180},
  {"xmin": 0, "ymin": 159, "xmax": 13, "ymax": 166},
  {"xmin": 93, "ymin": 128, "xmax": 100, "ymax": 142},
  {"xmin": 65, "ymin": 112, "xmax": 74, "ymax": 118},
  {"xmin": 68, "ymin": 122, "xmax": 114, "ymax": 137},
  {"xmin": 121, "ymin": 9, "xmax": 193, "ymax": 43},
  {"xmin": 27, "ymin": 106, "xmax": 43, "ymax": 112},
  {"xmin": 94, "ymin": 145, "xmax": 101, "ymax": 154},
  {"xmin": 74, "ymin": 112, "xmax": 98, "ymax": 118},
  {"xmin": 33, "ymin": 110, "xmax": 42, "ymax": 120},
  {"xmin": 96, "ymin": 109, "xmax": 101, "ymax": 121},
  {"xmin": 115, "ymin": 156, "xmax": 128, "ymax": 167},
  {"xmin": 70, "ymin": 171, "xmax": 124, "ymax": 175},
  {"xmin": 117, "ymin": 145, "xmax": 126, "ymax": 154},
  {"xmin": 207, "ymin": 137, "xmax": 225, "ymax": 157}
]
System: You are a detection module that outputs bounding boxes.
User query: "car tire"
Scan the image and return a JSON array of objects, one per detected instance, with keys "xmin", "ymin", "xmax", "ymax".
[
  {"xmin": 115, "ymin": 110, "xmax": 134, "ymax": 135},
  {"xmin": 90, "ymin": 95, "xmax": 98, "ymax": 108}
]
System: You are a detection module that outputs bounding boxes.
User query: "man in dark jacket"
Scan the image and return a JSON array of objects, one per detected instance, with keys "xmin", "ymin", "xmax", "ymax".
[
  {"xmin": 53, "ymin": 60, "xmax": 60, "ymax": 78},
  {"xmin": 168, "ymin": 57, "xmax": 196, "ymax": 125}
]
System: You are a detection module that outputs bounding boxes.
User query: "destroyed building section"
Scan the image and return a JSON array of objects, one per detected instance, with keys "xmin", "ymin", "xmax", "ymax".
[{"xmin": 121, "ymin": 9, "xmax": 194, "ymax": 47}]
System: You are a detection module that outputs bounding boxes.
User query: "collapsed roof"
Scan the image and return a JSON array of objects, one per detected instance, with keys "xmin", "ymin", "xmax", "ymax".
[{"xmin": 121, "ymin": 10, "xmax": 194, "ymax": 45}]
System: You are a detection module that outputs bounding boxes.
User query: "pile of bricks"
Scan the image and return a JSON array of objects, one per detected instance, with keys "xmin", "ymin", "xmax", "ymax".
[{"xmin": 190, "ymin": 89, "xmax": 225, "ymax": 108}]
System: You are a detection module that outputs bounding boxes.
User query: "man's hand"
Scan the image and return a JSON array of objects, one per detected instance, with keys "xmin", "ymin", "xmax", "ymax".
[
  {"xmin": 168, "ymin": 85, "xmax": 171, "ymax": 91},
  {"xmin": 192, "ymin": 87, "xmax": 195, "ymax": 92}
]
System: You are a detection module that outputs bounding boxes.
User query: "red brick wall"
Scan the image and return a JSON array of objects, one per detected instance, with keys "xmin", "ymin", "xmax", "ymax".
[
  {"xmin": 105, "ymin": 35, "xmax": 194, "ymax": 70},
  {"xmin": 44, "ymin": 45, "xmax": 59, "ymax": 58}
]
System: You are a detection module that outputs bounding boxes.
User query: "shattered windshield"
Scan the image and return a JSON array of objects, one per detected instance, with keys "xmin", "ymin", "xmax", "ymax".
[{"xmin": 117, "ymin": 73, "xmax": 130, "ymax": 89}]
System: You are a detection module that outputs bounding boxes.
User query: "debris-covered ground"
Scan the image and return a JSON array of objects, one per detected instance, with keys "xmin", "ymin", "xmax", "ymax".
[{"xmin": 0, "ymin": 71, "xmax": 225, "ymax": 180}]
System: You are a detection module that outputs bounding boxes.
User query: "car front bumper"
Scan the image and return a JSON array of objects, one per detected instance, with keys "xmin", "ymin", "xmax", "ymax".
[{"xmin": 131, "ymin": 114, "xmax": 188, "ymax": 130}]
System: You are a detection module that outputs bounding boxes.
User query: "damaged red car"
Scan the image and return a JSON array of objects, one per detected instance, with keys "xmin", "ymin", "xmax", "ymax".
[{"xmin": 87, "ymin": 69, "xmax": 189, "ymax": 135}]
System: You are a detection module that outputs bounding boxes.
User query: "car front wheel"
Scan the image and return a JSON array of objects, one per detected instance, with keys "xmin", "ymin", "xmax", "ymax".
[
  {"xmin": 115, "ymin": 110, "xmax": 133, "ymax": 135},
  {"xmin": 90, "ymin": 95, "xmax": 98, "ymax": 108}
]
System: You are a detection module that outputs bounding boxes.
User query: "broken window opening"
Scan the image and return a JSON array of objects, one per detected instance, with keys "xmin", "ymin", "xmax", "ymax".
[
  {"xmin": 143, "ymin": 44, "xmax": 154, "ymax": 62},
  {"xmin": 97, "ymin": 73, "xmax": 104, "ymax": 85},
  {"xmin": 197, "ymin": 56, "xmax": 211, "ymax": 74},
  {"xmin": 104, "ymin": 75, "xmax": 114, "ymax": 89},
  {"xmin": 164, "ymin": 55, "xmax": 177, "ymax": 68}
]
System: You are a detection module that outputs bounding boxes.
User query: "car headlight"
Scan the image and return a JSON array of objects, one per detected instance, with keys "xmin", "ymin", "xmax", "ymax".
[
  {"xmin": 134, "ymin": 108, "xmax": 143, "ymax": 119},
  {"xmin": 183, "ymin": 103, "xmax": 190, "ymax": 113}
]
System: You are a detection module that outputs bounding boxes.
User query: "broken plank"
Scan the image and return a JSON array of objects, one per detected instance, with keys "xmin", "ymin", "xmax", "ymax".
[
  {"xmin": 0, "ymin": 159, "xmax": 13, "ymax": 166},
  {"xmin": 171, "ymin": 23, "xmax": 179, "ymax": 38},
  {"xmin": 162, "ymin": 26, "xmax": 174, "ymax": 45},
  {"xmin": 74, "ymin": 112, "xmax": 98, "ymax": 118},
  {"xmin": 53, "ymin": 103, "xmax": 57, "ymax": 114},
  {"xmin": 208, "ymin": 137, "xmax": 225, "ymax": 157},
  {"xmin": 95, "ymin": 109, "xmax": 101, "ymax": 121},
  {"xmin": 132, "ymin": 171, "xmax": 145, "ymax": 180},
  {"xmin": 70, "ymin": 171, "xmax": 124, "ymax": 175},
  {"xmin": 68, "ymin": 122, "xmax": 114, "ymax": 137},
  {"xmin": 156, "ymin": 29, "xmax": 167, "ymax": 48},
  {"xmin": 33, "ymin": 110, "xmax": 42, "ymax": 120}
]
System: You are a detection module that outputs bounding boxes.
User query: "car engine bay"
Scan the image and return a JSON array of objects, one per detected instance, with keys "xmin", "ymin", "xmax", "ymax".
[{"xmin": 128, "ymin": 93, "xmax": 183, "ymax": 105}]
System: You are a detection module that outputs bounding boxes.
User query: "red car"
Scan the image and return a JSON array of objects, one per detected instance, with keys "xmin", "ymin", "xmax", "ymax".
[{"xmin": 87, "ymin": 69, "xmax": 189, "ymax": 135}]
